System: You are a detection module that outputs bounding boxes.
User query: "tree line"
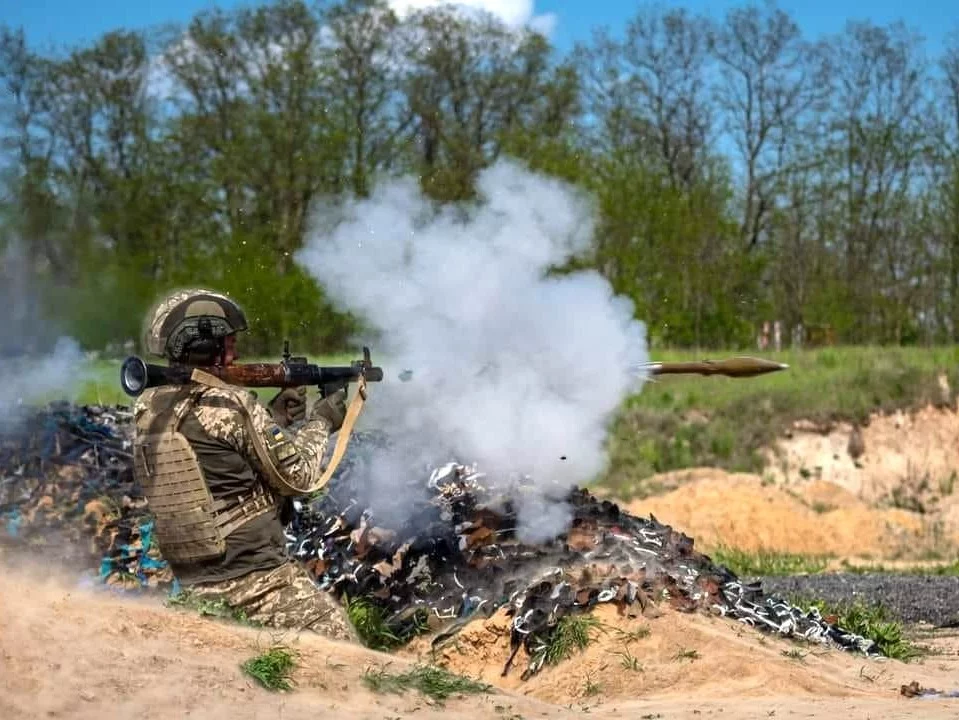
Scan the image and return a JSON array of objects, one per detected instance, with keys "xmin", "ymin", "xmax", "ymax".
[{"xmin": 1, "ymin": 0, "xmax": 958, "ymax": 354}]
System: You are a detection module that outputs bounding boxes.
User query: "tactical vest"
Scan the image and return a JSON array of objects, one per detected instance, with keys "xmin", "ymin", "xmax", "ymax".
[{"xmin": 132, "ymin": 384, "xmax": 275, "ymax": 565}]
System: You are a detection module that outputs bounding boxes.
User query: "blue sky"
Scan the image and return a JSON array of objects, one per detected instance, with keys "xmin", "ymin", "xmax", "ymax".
[{"xmin": 2, "ymin": 0, "xmax": 955, "ymax": 58}]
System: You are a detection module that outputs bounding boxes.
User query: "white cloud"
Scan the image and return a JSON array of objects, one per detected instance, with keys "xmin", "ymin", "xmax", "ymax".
[
  {"xmin": 144, "ymin": 0, "xmax": 557, "ymax": 101},
  {"xmin": 387, "ymin": 0, "xmax": 556, "ymax": 35}
]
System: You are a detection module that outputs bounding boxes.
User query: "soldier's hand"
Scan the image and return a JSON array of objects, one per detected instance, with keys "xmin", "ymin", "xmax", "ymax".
[
  {"xmin": 310, "ymin": 388, "xmax": 347, "ymax": 433},
  {"xmin": 269, "ymin": 386, "xmax": 307, "ymax": 428}
]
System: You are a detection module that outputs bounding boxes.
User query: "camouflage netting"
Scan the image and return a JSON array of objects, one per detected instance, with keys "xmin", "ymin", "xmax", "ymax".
[
  {"xmin": 1, "ymin": 403, "xmax": 880, "ymax": 679},
  {"xmin": 0, "ymin": 403, "xmax": 171, "ymax": 588}
]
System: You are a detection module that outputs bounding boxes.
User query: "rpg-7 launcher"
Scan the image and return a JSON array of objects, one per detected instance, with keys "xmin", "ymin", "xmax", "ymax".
[{"xmin": 119, "ymin": 341, "xmax": 384, "ymax": 399}]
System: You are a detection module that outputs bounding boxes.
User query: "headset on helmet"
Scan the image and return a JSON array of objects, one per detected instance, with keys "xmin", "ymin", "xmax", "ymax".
[{"xmin": 144, "ymin": 288, "xmax": 248, "ymax": 364}]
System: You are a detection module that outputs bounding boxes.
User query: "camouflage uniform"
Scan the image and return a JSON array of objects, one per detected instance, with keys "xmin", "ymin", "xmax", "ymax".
[
  {"xmin": 185, "ymin": 561, "xmax": 356, "ymax": 640},
  {"xmin": 132, "ymin": 288, "xmax": 357, "ymax": 642}
]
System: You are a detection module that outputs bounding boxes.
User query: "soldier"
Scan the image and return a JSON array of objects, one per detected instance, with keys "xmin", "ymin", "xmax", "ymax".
[{"xmin": 131, "ymin": 288, "xmax": 357, "ymax": 641}]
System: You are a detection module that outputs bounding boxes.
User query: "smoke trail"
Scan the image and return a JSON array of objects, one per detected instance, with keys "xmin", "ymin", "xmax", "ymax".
[
  {"xmin": 296, "ymin": 160, "xmax": 648, "ymax": 541},
  {"xmin": 0, "ymin": 239, "xmax": 91, "ymax": 427}
]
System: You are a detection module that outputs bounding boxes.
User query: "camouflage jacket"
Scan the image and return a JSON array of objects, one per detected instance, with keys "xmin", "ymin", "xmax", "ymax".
[{"xmin": 132, "ymin": 381, "xmax": 333, "ymax": 584}]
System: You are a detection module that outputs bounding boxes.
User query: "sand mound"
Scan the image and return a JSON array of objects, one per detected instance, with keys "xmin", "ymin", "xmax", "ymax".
[
  {"xmin": 404, "ymin": 602, "xmax": 959, "ymax": 717},
  {"xmin": 624, "ymin": 470, "xmax": 956, "ymax": 560}
]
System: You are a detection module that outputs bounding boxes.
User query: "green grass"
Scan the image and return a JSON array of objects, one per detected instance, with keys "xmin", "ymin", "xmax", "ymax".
[
  {"xmin": 839, "ymin": 559, "xmax": 959, "ymax": 575},
  {"xmin": 362, "ymin": 663, "xmax": 492, "ymax": 704},
  {"xmin": 534, "ymin": 614, "xmax": 605, "ymax": 668},
  {"xmin": 601, "ymin": 345, "xmax": 959, "ymax": 499},
  {"xmin": 165, "ymin": 589, "xmax": 257, "ymax": 626},
  {"xmin": 241, "ymin": 646, "xmax": 298, "ymax": 691},
  {"xmin": 789, "ymin": 596, "xmax": 923, "ymax": 661},
  {"xmin": 707, "ymin": 546, "xmax": 832, "ymax": 576},
  {"xmin": 345, "ymin": 595, "xmax": 429, "ymax": 650}
]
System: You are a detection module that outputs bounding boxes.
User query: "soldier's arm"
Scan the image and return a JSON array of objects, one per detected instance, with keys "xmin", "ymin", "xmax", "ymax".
[
  {"xmin": 244, "ymin": 401, "xmax": 334, "ymax": 496},
  {"xmin": 193, "ymin": 386, "xmax": 334, "ymax": 496}
]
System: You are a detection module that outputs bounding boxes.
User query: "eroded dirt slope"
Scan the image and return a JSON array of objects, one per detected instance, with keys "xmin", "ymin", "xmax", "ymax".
[
  {"xmin": 3, "ymin": 560, "xmax": 958, "ymax": 720},
  {"xmin": 620, "ymin": 403, "xmax": 959, "ymax": 562},
  {"xmin": 627, "ymin": 468, "xmax": 948, "ymax": 560}
]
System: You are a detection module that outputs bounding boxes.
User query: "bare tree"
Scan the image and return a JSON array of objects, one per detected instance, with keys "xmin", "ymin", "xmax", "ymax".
[
  {"xmin": 825, "ymin": 20, "xmax": 928, "ymax": 342},
  {"xmin": 320, "ymin": 0, "xmax": 408, "ymax": 196},
  {"xmin": 711, "ymin": 0, "xmax": 829, "ymax": 249},
  {"xmin": 575, "ymin": 6, "xmax": 714, "ymax": 189}
]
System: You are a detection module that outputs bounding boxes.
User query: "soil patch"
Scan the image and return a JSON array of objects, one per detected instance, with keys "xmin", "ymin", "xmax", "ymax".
[
  {"xmin": 764, "ymin": 404, "xmax": 959, "ymax": 513},
  {"xmin": 4, "ymin": 560, "xmax": 958, "ymax": 720},
  {"xmin": 623, "ymin": 469, "xmax": 956, "ymax": 560}
]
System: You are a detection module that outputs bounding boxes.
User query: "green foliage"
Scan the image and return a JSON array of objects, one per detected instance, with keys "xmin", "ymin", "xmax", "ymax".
[
  {"xmin": 535, "ymin": 614, "xmax": 605, "ymax": 668},
  {"xmin": 601, "ymin": 346, "xmax": 959, "ymax": 496},
  {"xmin": 240, "ymin": 646, "xmax": 298, "ymax": 691},
  {"xmin": 362, "ymin": 663, "xmax": 492, "ymax": 704},
  {"xmin": 165, "ymin": 589, "xmax": 257, "ymax": 626},
  {"xmin": 839, "ymin": 559, "xmax": 959, "ymax": 576},
  {"xmin": 2, "ymin": 2, "xmax": 959, "ymax": 354},
  {"xmin": 345, "ymin": 595, "xmax": 430, "ymax": 650},
  {"xmin": 707, "ymin": 547, "xmax": 831, "ymax": 576},
  {"xmin": 790, "ymin": 597, "xmax": 922, "ymax": 662}
]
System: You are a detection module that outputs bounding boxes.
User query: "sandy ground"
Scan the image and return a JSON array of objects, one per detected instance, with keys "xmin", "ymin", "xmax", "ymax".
[
  {"xmin": 2, "ymin": 560, "xmax": 958, "ymax": 720},
  {"xmin": 614, "ymin": 403, "xmax": 959, "ymax": 562},
  {"xmin": 625, "ymin": 468, "xmax": 948, "ymax": 560},
  {"xmin": 764, "ymin": 403, "xmax": 959, "ymax": 509},
  {"xmin": 4, "ymin": 403, "xmax": 959, "ymax": 718}
]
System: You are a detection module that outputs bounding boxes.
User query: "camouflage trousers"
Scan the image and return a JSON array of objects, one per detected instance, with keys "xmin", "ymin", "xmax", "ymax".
[{"xmin": 187, "ymin": 561, "xmax": 358, "ymax": 642}]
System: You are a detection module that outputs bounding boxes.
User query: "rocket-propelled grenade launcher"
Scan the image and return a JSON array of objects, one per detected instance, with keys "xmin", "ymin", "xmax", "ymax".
[{"xmin": 120, "ymin": 341, "xmax": 384, "ymax": 399}]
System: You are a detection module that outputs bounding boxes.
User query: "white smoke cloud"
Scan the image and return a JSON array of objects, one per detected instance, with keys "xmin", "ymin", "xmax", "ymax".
[
  {"xmin": 0, "ymin": 240, "xmax": 92, "ymax": 425},
  {"xmin": 0, "ymin": 338, "xmax": 89, "ymax": 412},
  {"xmin": 296, "ymin": 160, "xmax": 648, "ymax": 541}
]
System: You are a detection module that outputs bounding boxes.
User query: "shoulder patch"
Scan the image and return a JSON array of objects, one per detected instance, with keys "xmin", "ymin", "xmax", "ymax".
[{"xmin": 264, "ymin": 422, "xmax": 299, "ymax": 468}]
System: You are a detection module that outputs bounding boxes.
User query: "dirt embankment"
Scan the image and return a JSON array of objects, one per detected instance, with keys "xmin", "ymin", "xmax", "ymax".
[
  {"xmin": 3, "ymin": 561, "xmax": 958, "ymax": 720},
  {"xmin": 622, "ymin": 403, "xmax": 959, "ymax": 562},
  {"xmin": 4, "ymin": 402, "xmax": 959, "ymax": 719}
]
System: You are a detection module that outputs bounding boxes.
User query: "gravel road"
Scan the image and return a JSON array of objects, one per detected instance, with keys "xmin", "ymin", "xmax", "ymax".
[{"xmin": 756, "ymin": 574, "xmax": 959, "ymax": 627}]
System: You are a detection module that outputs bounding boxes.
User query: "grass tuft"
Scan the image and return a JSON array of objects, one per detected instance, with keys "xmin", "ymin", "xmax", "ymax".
[
  {"xmin": 790, "ymin": 596, "xmax": 923, "ymax": 662},
  {"xmin": 241, "ymin": 646, "xmax": 297, "ymax": 691},
  {"xmin": 165, "ymin": 590, "xmax": 256, "ymax": 626},
  {"xmin": 537, "ymin": 614, "xmax": 605, "ymax": 667},
  {"xmin": 362, "ymin": 663, "xmax": 491, "ymax": 704},
  {"xmin": 673, "ymin": 647, "xmax": 699, "ymax": 661},
  {"xmin": 346, "ymin": 595, "xmax": 401, "ymax": 649},
  {"xmin": 345, "ymin": 595, "xmax": 429, "ymax": 650}
]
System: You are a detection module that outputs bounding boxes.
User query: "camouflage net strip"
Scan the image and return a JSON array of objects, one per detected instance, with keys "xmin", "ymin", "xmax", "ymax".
[
  {"xmin": 1, "ymin": 405, "xmax": 878, "ymax": 681},
  {"xmin": 0, "ymin": 403, "xmax": 171, "ymax": 589}
]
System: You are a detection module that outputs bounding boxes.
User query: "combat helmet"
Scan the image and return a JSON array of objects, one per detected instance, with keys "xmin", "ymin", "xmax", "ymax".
[{"xmin": 143, "ymin": 288, "xmax": 248, "ymax": 363}]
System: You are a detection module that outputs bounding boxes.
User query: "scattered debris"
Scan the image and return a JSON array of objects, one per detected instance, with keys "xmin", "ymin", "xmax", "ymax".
[
  {"xmin": 2, "ymin": 403, "xmax": 883, "ymax": 682},
  {"xmin": 290, "ymin": 432, "xmax": 880, "ymax": 678},
  {"xmin": 0, "ymin": 402, "xmax": 173, "ymax": 590},
  {"xmin": 901, "ymin": 680, "xmax": 959, "ymax": 699}
]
